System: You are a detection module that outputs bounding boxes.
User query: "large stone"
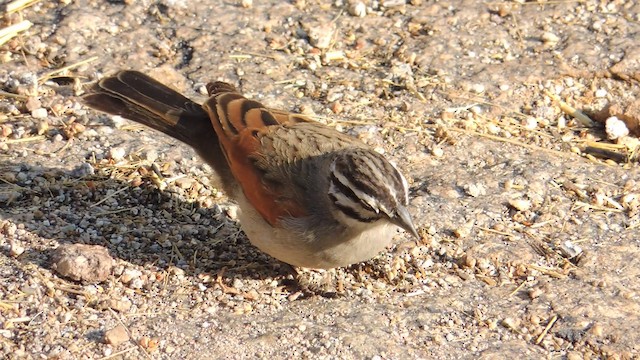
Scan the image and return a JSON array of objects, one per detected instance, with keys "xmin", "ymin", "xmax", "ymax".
[{"xmin": 51, "ymin": 244, "xmax": 115, "ymax": 283}]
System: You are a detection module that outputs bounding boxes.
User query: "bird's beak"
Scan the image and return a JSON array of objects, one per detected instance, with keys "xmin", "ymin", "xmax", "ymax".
[{"xmin": 393, "ymin": 205, "xmax": 420, "ymax": 239}]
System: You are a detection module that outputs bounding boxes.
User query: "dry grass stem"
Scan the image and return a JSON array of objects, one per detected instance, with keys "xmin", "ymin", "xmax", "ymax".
[
  {"xmin": 0, "ymin": 19, "xmax": 32, "ymax": 46},
  {"xmin": 535, "ymin": 314, "xmax": 558, "ymax": 345},
  {"xmin": 2, "ymin": 0, "xmax": 41, "ymax": 14},
  {"xmin": 544, "ymin": 90, "xmax": 595, "ymax": 127},
  {"xmin": 38, "ymin": 56, "xmax": 99, "ymax": 83}
]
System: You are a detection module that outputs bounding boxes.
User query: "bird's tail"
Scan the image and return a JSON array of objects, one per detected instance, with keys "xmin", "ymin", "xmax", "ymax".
[{"xmin": 82, "ymin": 70, "xmax": 230, "ymax": 175}]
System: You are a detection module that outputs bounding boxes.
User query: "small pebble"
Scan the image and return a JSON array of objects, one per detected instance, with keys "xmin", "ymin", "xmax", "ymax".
[
  {"xmin": 331, "ymin": 101, "xmax": 343, "ymax": 114},
  {"xmin": 471, "ymin": 84, "xmax": 485, "ymax": 94},
  {"xmin": 104, "ymin": 325, "xmax": 129, "ymax": 346},
  {"xmin": 37, "ymin": 120, "xmax": 49, "ymax": 135},
  {"xmin": 25, "ymin": 97, "xmax": 41, "ymax": 112},
  {"xmin": 509, "ymin": 199, "xmax": 532, "ymax": 211},
  {"xmin": 528, "ymin": 288, "xmax": 543, "ymax": 299},
  {"xmin": 0, "ymin": 125, "xmax": 12, "ymax": 137},
  {"xmin": 523, "ymin": 117, "xmax": 538, "ymax": 130},
  {"xmin": 594, "ymin": 88, "xmax": 607, "ymax": 98},
  {"xmin": 465, "ymin": 183, "xmax": 486, "ymax": 198},
  {"xmin": 107, "ymin": 298, "xmax": 132, "ymax": 312},
  {"xmin": 381, "ymin": 0, "xmax": 405, "ymax": 7},
  {"xmin": 303, "ymin": 21, "xmax": 335, "ymax": 49},
  {"xmin": 9, "ymin": 240, "xmax": 25, "ymax": 257},
  {"xmin": 590, "ymin": 323, "xmax": 604, "ymax": 337},
  {"xmin": 453, "ymin": 226, "xmax": 471, "ymax": 239},
  {"xmin": 109, "ymin": 147, "xmax": 126, "ymax": 161},
  {"xmin": 567, "ymin": 352, "xmax": 583, "ymax": 360},
  {"xmin": 31, "ymin": 108, "xmax": 48, "ymax": 119},
  {"xmin": 605, "ymin": 116, "xmax": 629, "ymax": 140},
  {"xmin": 560, "ymin": 240, "xmax": 583, "ymax": 259},
  {"xmin": 502, "ymin": 317, "xmax": 520, "ymax": 330},
  {"xmin": 121, "ymin": 269, "xmax": 142, "ymax": 284},
  {"xmin": 347, "ymin": 1, "xmax": 366, "ymax": 17},
  {"xmin": 431, "ymin": 147, "xmax": 444, "ymax": 157},
  {"xmin": 541, "ymin": 31, "xmax": 560, "ymax": 44},
  {"xmin": 226, "ymin": 205, "xmax": 239, "ymax": 220}
]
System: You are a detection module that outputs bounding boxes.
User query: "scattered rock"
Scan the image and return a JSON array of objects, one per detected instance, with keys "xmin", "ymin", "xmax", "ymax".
[
  {"xmin": 594, "ymin": 100, "xmax": 640, "ymax": 136},
  {"xmin": 109, "ymin": 147, "xmax": 126, "ymax": 161},
  {"xmin": 9, "ymin": 239, "xmax": 25, "ymax": 257},
  {"xmin": 330, "ymin": 101, "xmax": 343, "ymax": 114},
  {"xmin": 609, "ymin": 46, "xmax": 640, "ymax": 82},
  {"xmin": 502, "ymin": 317, "xmax": 520, "ymax": 331},
  {"xmin": 31, "ymin": 108, "xmax": 48, "ymax": 119},
  {"xmin": 347, "ymin": 1, "xmax": 366, "ymax": 17},
  {"xmin": 104, "ymin": 324, "xmax": 129, "ymax": 346},
  {"xmin": 120, "ymin": 268, "xmax": 142, "ymax": 284},
  {"xmin": 605, "ymin": 116, "xmax": 629, "ymax": 140},
  {"xmin": 106, "ymin": 298, "xmax": 133, "ymax": 312},
  {"xmin": 381, "ymin": 0, "xmax": 406, "ymax": 8},
  {"xmin": 37, "ymin": 120, "xmax": 49, "ymax": 135},
  {"xmin": 24, "ymin": 97, "xmax": 41, "ymax": 112},
  {"xmin": 541, "ymin": 31, "xmax": 560, "ymax": 45},
  {"xmin": 174, "ymin": 177, "xmax": 195, "ymax": 189},
  {"xmin": 51, "ymin": 244, "xmax": 115, "ymax": 283},
  {"xmin": 509, "ymin": 199, "xmax": 532, "ymax": 211},
  {"xmin": 528, "ymin": 288, "xmax": 543, "ymax": 299},
  {"xmin": 560, "ymin": 241, "xmax": 583, "ymax": 261},
  {"xmin": 464, "ymin": 183, "xmax": 486, "ymax": 198},
  {"xmin": 301, "ymin": 19, "xmax": 335, "ymax": 49}
]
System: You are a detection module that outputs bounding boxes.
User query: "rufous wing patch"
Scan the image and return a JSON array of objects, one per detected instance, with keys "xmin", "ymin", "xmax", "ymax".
[{"xmin": 203, "ymin": 91, "xmax": 308, "ymax": 226}]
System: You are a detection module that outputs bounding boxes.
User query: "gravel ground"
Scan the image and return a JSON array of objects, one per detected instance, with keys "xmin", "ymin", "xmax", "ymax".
[{"xmin": 1, "ymin": 0, "xmax": 639, "ymax": 359}]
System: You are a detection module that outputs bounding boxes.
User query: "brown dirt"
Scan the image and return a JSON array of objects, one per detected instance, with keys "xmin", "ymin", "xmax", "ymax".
[{"xmin": 1, "ymin": 0, "xmax": 639, "ymax": 359}]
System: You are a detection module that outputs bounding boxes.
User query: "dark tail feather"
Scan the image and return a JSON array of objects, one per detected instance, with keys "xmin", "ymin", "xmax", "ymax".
[
  {"xmin": 82, "ymin": 71, "xmax": 230, "ymax": 179},
  {"xmin": 82, "ymin": 70, "xmax": 213, "ymax": 149}
]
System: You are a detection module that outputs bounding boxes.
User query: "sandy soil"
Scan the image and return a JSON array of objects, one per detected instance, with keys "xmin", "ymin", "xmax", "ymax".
[{"xmin": 1, "ymin": 0, "xmax": 639, "ymax": 359}]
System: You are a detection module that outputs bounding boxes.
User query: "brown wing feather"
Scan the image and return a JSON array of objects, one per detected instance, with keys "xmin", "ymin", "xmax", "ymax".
[{"xmin": 202, "ymin": 85, "xmax": 308, "ymax": 226}]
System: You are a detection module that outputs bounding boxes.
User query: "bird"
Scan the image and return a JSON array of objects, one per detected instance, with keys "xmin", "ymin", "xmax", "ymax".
[{"xmin": 82, "ymin": 70, "xmax": 419, "ymax": 269}]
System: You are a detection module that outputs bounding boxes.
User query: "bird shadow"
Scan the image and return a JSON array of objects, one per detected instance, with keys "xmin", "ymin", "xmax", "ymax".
[{"xmin": 0, "ymin": 161, "xmax": 295, "ymax": 286}]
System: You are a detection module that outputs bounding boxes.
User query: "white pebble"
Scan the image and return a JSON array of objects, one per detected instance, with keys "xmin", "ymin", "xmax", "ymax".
[
  {"xmin": 109, "ymin": 147, "xmax": 126, "ymax": 161},
  {"xmin": 523, "ymin": 117, "xmax": 538, "ymax": 130},
  {"xmin": 9, "ymin": 240, "xmax": 25, "ymax": 257},
  {"xmin": 121, "ymin": 268, "xmax": 142, "ymax": 283},
  {"xmin": 347, "ymin": 1, "xmax": 366, "ymax": 17},
  {"xmin": 557, "ymin": 116, "xmax": 566, "ymax": 129},
  {"xmin": 595, "ymin": 88, "xmax": 607, "ymax": 98},
  {"xmin": 129, "ymin": 278, "xmax": 145, "ymax": 289},
  {"xmin": 465, "ymin": 183, "xmax": 486, "ymax": 198},
  {"xmin": 31, "ymin": 108, "xmax": 48, "ymax": 119},
  {"xmin": 471, "ymin": 84, "xmax": 485, "ymax": 94},
  {"xmin": 470, "ymin": 105, "xmax": 483, "ymax": 114},
  {"xmin": 431, "ymin": 147, "xmax": 444, "ymax": 157},
  {"xmin": 605, "ymin": 116, "xmax": 629, "ymax": 140},
  {"xmin": 509, "ymin": 199, "xmax": 532, "ymax": 211},
  {"xmin": 110, "ymin": 115, "xmax": 128, "ymax": 129},
  {"xmin": 541, "ymin": 32, "xmax": 560, "ymax": 44},
  {"xmin": 143, "ymin": 149, "xmax": 158, "ymax": 162},
  {"xmin": 487, "ymin": 124, "xmax": 501, "ymax": 134},
  {"xmin": 226, "ymin": 205, "xmax": 239, "ymax": 220}
]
